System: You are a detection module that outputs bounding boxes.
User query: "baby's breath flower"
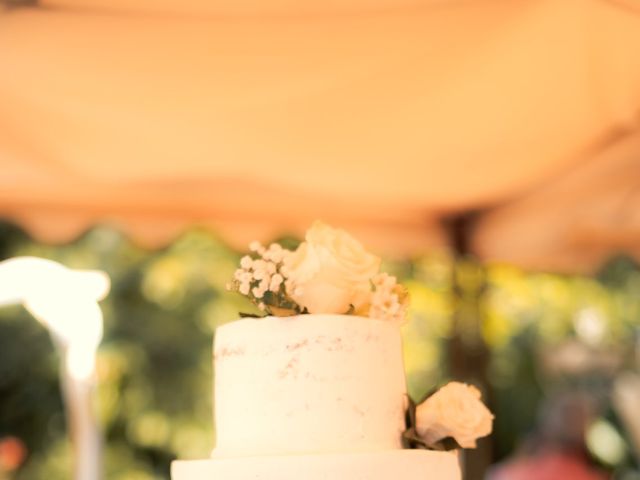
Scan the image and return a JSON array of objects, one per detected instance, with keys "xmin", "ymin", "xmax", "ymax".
[
  {"xmin": 266, "ymin": 262, "xmax": 277, "ymax": 275},
  {"xmin": 249, "ymin": 241, "xmax": 265, "ymax": 254},
  {"xmin": 264, "ymin": 243, "xmax": 285, "ymax": 263},
  {"xmin": 239, "ymin": 282, "xmax": 251, "ymax": 296},
  {"xmin": 252, "ymin": 259, "xmax": 267, "ymax": 273},
  {"xmin": 368, "ymin": 273, "xmax": 408, "ymax": 324},
  {"xmin": 269, "ymin": 243, "xmax": 283, "ymax": 253},
  {"xmin": 373, "ymin": 272, "xmax": 396, "ymax": 289},
  {"xmin": 269, "ymin": 274, "xmax": 284, "ymax": 292},
  {"xmin": 258, "ymin": 278, "xmax": 270, "ymax": 291},
  {"xmin": 240, "ymin": 255, "xmax": 253, "ymax": 269},
  {"xmin": 252, "ymin": 286, "xmax": 265, "ymax": 298}
]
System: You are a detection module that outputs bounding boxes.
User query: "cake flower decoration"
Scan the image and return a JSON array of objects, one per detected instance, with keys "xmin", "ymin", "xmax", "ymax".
[
  {"xmin": 227, "ymin": 240, "xmax": 300, "ymax": 317},
  {"xmin": 404, "ymin": 382, "xmax": 494, "ymax": 451},
  {"xmin": 228, "ymin": 221, "xmax": 409, "ymax": 324},
  {"xmin": 283, "ymin": 221, "xmax": 381, "ymax": 315}
]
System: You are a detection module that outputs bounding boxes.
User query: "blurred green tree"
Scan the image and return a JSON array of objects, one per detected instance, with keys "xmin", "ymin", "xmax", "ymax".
[{"xmin": 0, "ymin": 222, "xmax": 638, "ymax": 479}]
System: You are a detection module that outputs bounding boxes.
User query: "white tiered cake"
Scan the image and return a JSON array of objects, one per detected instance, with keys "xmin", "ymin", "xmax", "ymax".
[
  {"xmin": 172, "ymin": 221, "xmax": 493, "ymax": 479},
  {"xmin": 171, "ymin": 314, "xmax": 461, "ymax": 480}
]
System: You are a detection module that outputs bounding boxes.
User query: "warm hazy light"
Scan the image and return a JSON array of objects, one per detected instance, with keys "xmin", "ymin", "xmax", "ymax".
[
  {"xmin": 1, "ymin": 0, "xmax": 639, "ymax": 270},
  {"xmin": 0, "ymin": 257, "xmax": 110, "ymax": 380}
]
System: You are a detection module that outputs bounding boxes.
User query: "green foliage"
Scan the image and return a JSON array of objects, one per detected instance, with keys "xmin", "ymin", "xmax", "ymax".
[
  {"xmin": 0, "ymin": 222, "xmax": 638, "ymax": 478},
  {"xmin": 0, "ymin": 225, "xmax": 244, "ymax": 479}
]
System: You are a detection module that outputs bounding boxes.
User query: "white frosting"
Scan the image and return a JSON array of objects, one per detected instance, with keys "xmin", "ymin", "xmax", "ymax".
[
  {"xmin": 173, "ymin": 450, "xmax": 461, "ymax": 480},
  {"xmin": 213, "ymin": 315, "xmax": 407, "ymax": 457}
]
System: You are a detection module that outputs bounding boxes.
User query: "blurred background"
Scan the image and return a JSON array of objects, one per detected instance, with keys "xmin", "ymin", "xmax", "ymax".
[
  {"xmin": 1, "ymin": 0, "xmax": 640, "ymax": 479},
  {"xmin": 1, "ymin": 221, "xmax": 639, "ymax": 479}
]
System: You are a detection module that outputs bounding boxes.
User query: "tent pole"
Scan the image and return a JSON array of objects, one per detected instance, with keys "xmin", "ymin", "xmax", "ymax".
[{"xmin": 442, "ymin": 211, "xmax": 493, "ymax": 479}]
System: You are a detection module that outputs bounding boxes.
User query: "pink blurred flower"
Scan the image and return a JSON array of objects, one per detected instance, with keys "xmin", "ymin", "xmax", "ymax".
[
  {"xmin": 0, "ymin": 436, "xmax": 27, "ymax": 472},
  {"xmin": 488, "ymin": 451, "xmax": 609, "ymax": 480}
]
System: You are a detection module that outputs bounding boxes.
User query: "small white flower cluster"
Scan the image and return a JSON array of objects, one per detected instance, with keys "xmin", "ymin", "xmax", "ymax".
[
  {"xmin": 228, "ymin": 224, "xmax": 410, "ymax": 323},
  {"xmin": 228, "ymin": 241, "xmax": 295, "ymax": 313},
  {"xmin": 368, "ymin": 272, "xmax": 409, "ymax": 325}
]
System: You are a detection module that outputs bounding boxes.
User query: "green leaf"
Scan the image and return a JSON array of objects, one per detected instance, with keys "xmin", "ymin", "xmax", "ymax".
[
  {"xmin": 436, "ymin": 437, "xmax": 462, "ymax": 451},
  {"xmin": 402, "ymin": 393, "xmax": 461, "ymax": 451}
]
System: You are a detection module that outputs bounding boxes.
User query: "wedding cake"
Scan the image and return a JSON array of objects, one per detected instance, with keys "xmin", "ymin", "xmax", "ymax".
[{"xmin": 171, "ymin": 222, "xmax": 493, "ymax": 480}]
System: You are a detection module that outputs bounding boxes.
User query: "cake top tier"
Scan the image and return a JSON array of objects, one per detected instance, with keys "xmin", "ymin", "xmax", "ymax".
[{"xmin": 213, "ymin": 314, "xmax": 408, "ymax": 457}]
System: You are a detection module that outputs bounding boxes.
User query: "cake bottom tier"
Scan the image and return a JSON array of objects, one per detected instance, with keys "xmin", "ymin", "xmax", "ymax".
[{"xmin": 172, "ymin": 449, "xmax": 460, "ymax": 480}]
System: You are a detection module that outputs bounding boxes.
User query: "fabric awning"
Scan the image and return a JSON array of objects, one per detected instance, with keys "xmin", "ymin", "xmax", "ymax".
[{"xmin": 1, "ymin": 0, "xmax": 639, "ymax": 265}]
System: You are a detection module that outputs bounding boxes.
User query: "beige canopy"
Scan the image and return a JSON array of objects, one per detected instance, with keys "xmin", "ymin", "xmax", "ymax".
[
  {"xmin": 475, "ymin": 128, "xmax": 640, "ymax": 273},
  {"xmin": 1, "ymin": 0, "xmax": 639, "ymax": 269}
]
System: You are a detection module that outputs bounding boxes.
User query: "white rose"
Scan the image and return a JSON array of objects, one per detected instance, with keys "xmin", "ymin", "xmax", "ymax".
[
  {"xmin": 284, "ymin": 221, "xmax": 381, "ymax": 314},
  {"xmin": 415, "ymin": 382, "xmax": 493, "ymax": 449}
]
